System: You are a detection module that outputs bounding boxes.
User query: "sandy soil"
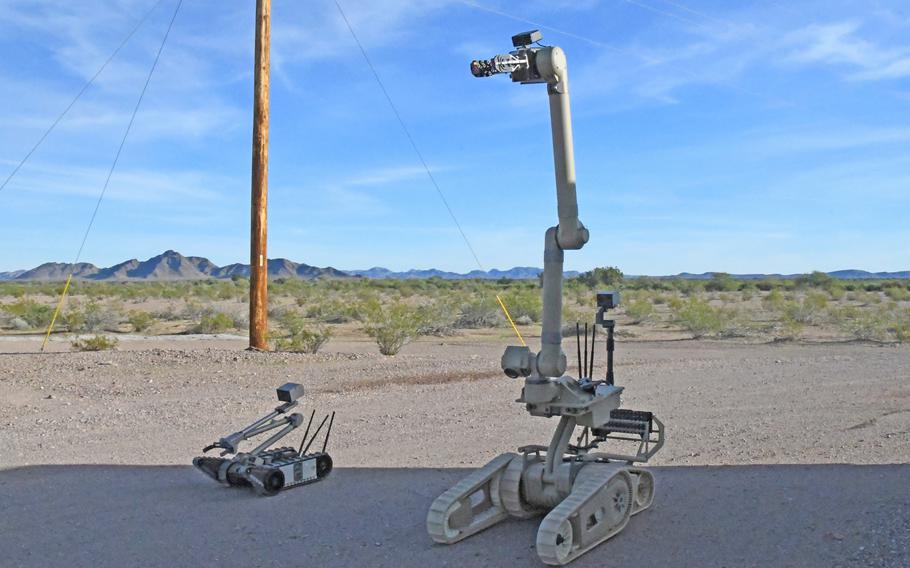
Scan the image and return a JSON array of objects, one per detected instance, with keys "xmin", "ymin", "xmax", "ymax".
[{"xmin": 1, "ymin": 335, "xmax": 909, "ymax": 566}]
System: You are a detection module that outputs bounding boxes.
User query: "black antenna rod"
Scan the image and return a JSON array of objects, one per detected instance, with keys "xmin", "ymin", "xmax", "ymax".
[
  {"xmin": 589, "ymin": 324, "xmax": 596, "ymax": 379},
  {"xmin": 606, "ymin": 321, "xmax": 615, "ymax": 386},
  {"xmin": 302, "ymin": 414, "xmax": 330, "ymax": 455},
  {"xmin": 297, "ymin": 409, "xmax": 317, "ymax": 454},
  {"xmin": 321, "ymin": 411, "xmax": 336, "ymax": 453},
  {"xmin": 583, "ymin": 322, "xmax": 589, "ymax": 378},
  {"xmin": 576, "ymin": 322, "xmax": 582, "ymax": 377}
]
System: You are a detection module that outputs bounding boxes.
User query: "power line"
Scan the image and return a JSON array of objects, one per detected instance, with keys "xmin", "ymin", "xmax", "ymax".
[
  {"xmin": 621, "ymin": 0, "xmax": 706, "ymax": 28},
  {"xmin": 333, "ymin": 0, "xmax": 486, "ymax": 271},
  {"xmin": 458, "ymin": 0, "xmax": 790, "ymax": 107},
  {"xmin": 0, "ymin": 0, "xmax": 167, "ymax": 195},
  {"xmin": 458, "ymin": 0, "xmax": 660, "ymax": 65},
  {"xmin": 654, "ymin": 0, "xmax": 742, "ymax": 30},
  {"xmin": 41, "ymin": 0, "xmax": 183, "ymax": 351},
  {"xmin": 72, "ymin": 0, "xmax": 182, "ymax": 267}
]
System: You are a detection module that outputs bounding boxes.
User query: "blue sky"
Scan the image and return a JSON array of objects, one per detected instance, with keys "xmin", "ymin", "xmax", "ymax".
[{"xmin": 1, "ymin": 0, "xmax": 909, "ymax": 275}]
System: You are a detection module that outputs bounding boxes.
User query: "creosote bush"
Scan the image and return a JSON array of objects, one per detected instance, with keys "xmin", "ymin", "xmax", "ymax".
[
  {"xmin": 127, "ymin": 310, "xmax": 155, "ymax": 333},
  {"xmin": 362, "ymin": 301, "xmax": 424, "ymax": 356},
  {"xmin": 1, "ymin": 298, "xmax": 53, "ymax": 329},
  {"xmin": 275, "ymin": 312, "xmax": 332, "ymax": 353},
  {"xmin": 498, "ymin": 289, "xmax": 542, "ymax": 323},
  {"xmin": 61, "ymin": 308, "xmax": 87, "ymax": 333},
  {"xmin": 624, "ymin": 299, "xmax": 654, "ymax": 324},
  {"xmin": 194, "ymin": 311, "xmax": 234, "ymax": 334},
  {"xmin": 672, "ymin": 298, "xmax": 735, "ymax": 338},
  {"xmin": 762, "ymin": 289, "xmax": 785, "ymax": 311},
  {"xmin": 455, "ymin": 298, "xmax": 501, "ymax": 329},
  {"xmin": 71, "ymin": 335, "xmax": 118, "ymax": 351}
]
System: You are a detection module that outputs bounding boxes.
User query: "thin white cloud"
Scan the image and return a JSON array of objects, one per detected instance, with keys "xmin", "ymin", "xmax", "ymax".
[
  {"xmin": 784, "ymin": 21, "xmax": 910, "ymax": 81},
  {"xmin": 346, "ymin": 165, "xmax": 431, "ymax": 187},
  {"xmin": 7, "ymin": 161, "xmax": 232, "ymax": 202}
]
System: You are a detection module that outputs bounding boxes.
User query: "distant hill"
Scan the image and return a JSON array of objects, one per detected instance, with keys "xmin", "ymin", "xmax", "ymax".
[
  {"xmin": 666, "ymin": 270, "xmax": 910, "ymax": 281},
  {"xmin": 826, "ymin": 269, "xmax": 910, "ymax": 279},
  {"xmin": 5, "ymin": 251, "xmax": 348, "ymax": 282},
  {"xmin": 346, "ymin": 266, "xmax": 576, "ymax": 280},
  {"xmin": 3, "ymin": 252, "xmax": 908, "ymax": 281},
  {"xmin": 15, "ymin": 262, "xmax": 100, "ymax": 281}
]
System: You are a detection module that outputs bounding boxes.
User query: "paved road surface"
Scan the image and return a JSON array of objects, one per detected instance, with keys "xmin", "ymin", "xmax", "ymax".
[{"xmin": 1, "ymin": 464, "xmax": 907, "ymax": 567}]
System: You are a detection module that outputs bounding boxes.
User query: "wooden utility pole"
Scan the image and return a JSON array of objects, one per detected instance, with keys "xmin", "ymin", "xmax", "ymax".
[{"xmin": 249, "ymin": 0, "xmax": 270, "ymax": 350}]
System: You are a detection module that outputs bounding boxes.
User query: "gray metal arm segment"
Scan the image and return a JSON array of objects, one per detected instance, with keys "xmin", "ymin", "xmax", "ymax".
[{"xmin": 477, "ymin": 43, "xmax": 587, "ymax": 379}]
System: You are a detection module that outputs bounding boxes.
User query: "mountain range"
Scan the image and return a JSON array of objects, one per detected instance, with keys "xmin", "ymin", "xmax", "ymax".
[
  {"xmin": 0, "ymin": 250, "xmax": 908, "ymax": 281},
  {"xmin": 0, "ymin": 251, "xmax": 348, "ymax": 282}
]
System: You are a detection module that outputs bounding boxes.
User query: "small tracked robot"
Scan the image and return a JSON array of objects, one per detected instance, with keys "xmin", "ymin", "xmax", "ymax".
[
  {"xmin": 193, "ymin": 382, "xmax": 334, "ymax": 496},
  {"xmin": 427, "ymin": 31, "xmax": 664, "ymax": 565}
]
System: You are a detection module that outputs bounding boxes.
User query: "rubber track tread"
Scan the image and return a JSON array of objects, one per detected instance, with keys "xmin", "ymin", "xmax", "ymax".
[
  {"xmin": 536, "ymin": 467, "xmax": 633, "ymax": 565},
  {"xmin": 427, "ymin": 453, "xmax": 515, "ymax": 544}
]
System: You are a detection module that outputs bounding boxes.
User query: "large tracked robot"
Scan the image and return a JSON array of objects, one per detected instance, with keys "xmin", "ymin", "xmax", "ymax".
[{"xmin": 427, "ymin": 31, "xmax": 664, "ymax": 565}]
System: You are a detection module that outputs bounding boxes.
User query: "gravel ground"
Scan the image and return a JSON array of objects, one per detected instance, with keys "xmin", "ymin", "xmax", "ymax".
[{"xmin": 1, "ymin": 335, "xmax": 909, "ymax": 566}]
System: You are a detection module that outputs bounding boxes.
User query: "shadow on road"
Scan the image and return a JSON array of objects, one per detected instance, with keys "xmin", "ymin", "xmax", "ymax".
[{"xmin": 1, "ymin": 463, "xmax": 907, "ymax": 567}]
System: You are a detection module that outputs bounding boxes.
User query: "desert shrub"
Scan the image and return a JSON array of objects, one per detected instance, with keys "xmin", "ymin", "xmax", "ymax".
[
  {"xmin": 215, "ymin": 282, "xmax": 237, "ymax": 301},
  {"xmin": 805, "ymin": 291, "xmax": 828, "ymax": 311},
  {"xmin": 577, "ymin": 266, "xmax": 624, "ymax": 288},
  {"xmin": 194, "ymin": 311, "xmax": 234, "ymax": 334},
  {"xmin": 673, "ymin": 298, "xmax": 735, "ymax": 338},
  {"xmin": 71, "ymin": 335, "xmax": 118, "ymax": 351},
  {"xmin": 415, "ymin": 302, "xmax": 458, "ymax": 337},
  {"xmin": 795, "ymin": 271, "xmax": 833, "ymax": 289},
  {"xmin": 82, "ymin": 299, "xmax": 119, "ymax": 331},
  {"xmin": 275, "ymin": 326, "xmax": 333, "ymax": 352},
  {"xmin": 763, "ymin": 289, "xmax": 785, "ymax": 311},
  {"xmin": 154, "ymin": 303, "xmax": 180, "ymax": 321},
  {"xmin": 705, "ymin": 273, "xmax": 738, "ymax": 292},
  {"xmin": 61, "ymin": 307, "xmax": 87, "ymax": 333},
  {"xmin": 833, "ymin": 306, "xmax": 890, "ymax": 341},
  {"xmin": 624, "ymin": 299, "xmax": 654, "ymax": 324},
  {"xmin": 127, "ymin": 310, "xmax": 155, "ymax": 333},
  {"xmin": 884, "ymin": 285, "xmax": 910, "ymax": 302},
  {"xmin": 776, "ymin": 314, "xmax": 804, "ymax": 340},
  {"xmin": 232, "ymin": 313, "xmax": 249, "ymax": 329},
  {"xmin": 893, "ymin": 310, "xmax": 910, "ymax": 343},
  {"xmin": 782, "ymin": 292, "xmax": 828, "ymax": 325},
  {"xmin": 276, "ymin": 311, "xmax": 331, "ymax": 353},
  {"xmin": 455, "ymin": 298, "xmax": 501, "ymax": 328},
  {"xmin": 362, "ymin": 301, "xmax": 424, "ymax": 356},
  {"xmin": 182, "ymin": 301, "xmax": 207, "ymax": 321},
  {"xmin": 562, "ymin": 303, "xmax": 586, "ymax": 327},
  {"xmin": 827, "ymin": 283, "xmax": 846, "ymax": 301},
  {"xmin": 667, "ymin": 296, "xmax": 684, "ymax": 311},
  {"xmin": 1, "ymin": 298, "xmax": 53, "ymax": 328},
  {"xmin": 304, "ymin": 297, "xmax": 369, "ymax": 324},
  {"xmin": 499, "ymin": 289, "xmax": 542, "ymax": 323}
]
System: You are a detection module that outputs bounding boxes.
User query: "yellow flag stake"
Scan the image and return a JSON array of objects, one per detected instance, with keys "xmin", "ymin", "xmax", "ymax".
[
  {"xmin": 495, "ymin": 294, "xmax": 527, "ymax": 347},
  {"xmin": 40, "ymin": 274, "xmax": 73, "ymax": 352}
]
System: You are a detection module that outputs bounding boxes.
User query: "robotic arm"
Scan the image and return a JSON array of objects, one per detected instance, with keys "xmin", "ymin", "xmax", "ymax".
[{"xmin": 475, "ymin": 31, "xmax": 588, "ymax": 379}]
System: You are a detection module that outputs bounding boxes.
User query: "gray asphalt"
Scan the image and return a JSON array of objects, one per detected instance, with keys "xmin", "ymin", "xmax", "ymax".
[{"xmin": 1, "ymin": 464, "xmax": 908, "ymax": 567}]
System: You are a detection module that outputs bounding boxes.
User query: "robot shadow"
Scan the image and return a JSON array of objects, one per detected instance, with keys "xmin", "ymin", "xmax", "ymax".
[{"xmin": 0, "ymin": 463, "xmax": 907, "ymax": 567}]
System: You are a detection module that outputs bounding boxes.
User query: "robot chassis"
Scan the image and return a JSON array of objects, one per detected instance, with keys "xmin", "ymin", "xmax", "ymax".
[
  {"xmin": 193, "ymin": 382, "xmax": 334, "ymax": 496},
  {"xmin": 427, "ymin": 31, "xmax": 665, "ymax": 565}
]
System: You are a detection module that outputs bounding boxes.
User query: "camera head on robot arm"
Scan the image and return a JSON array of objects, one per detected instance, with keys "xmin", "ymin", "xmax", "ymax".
[{"xmin": 470, "ymin": 30, "xmax": 569, "ymax": 95}]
